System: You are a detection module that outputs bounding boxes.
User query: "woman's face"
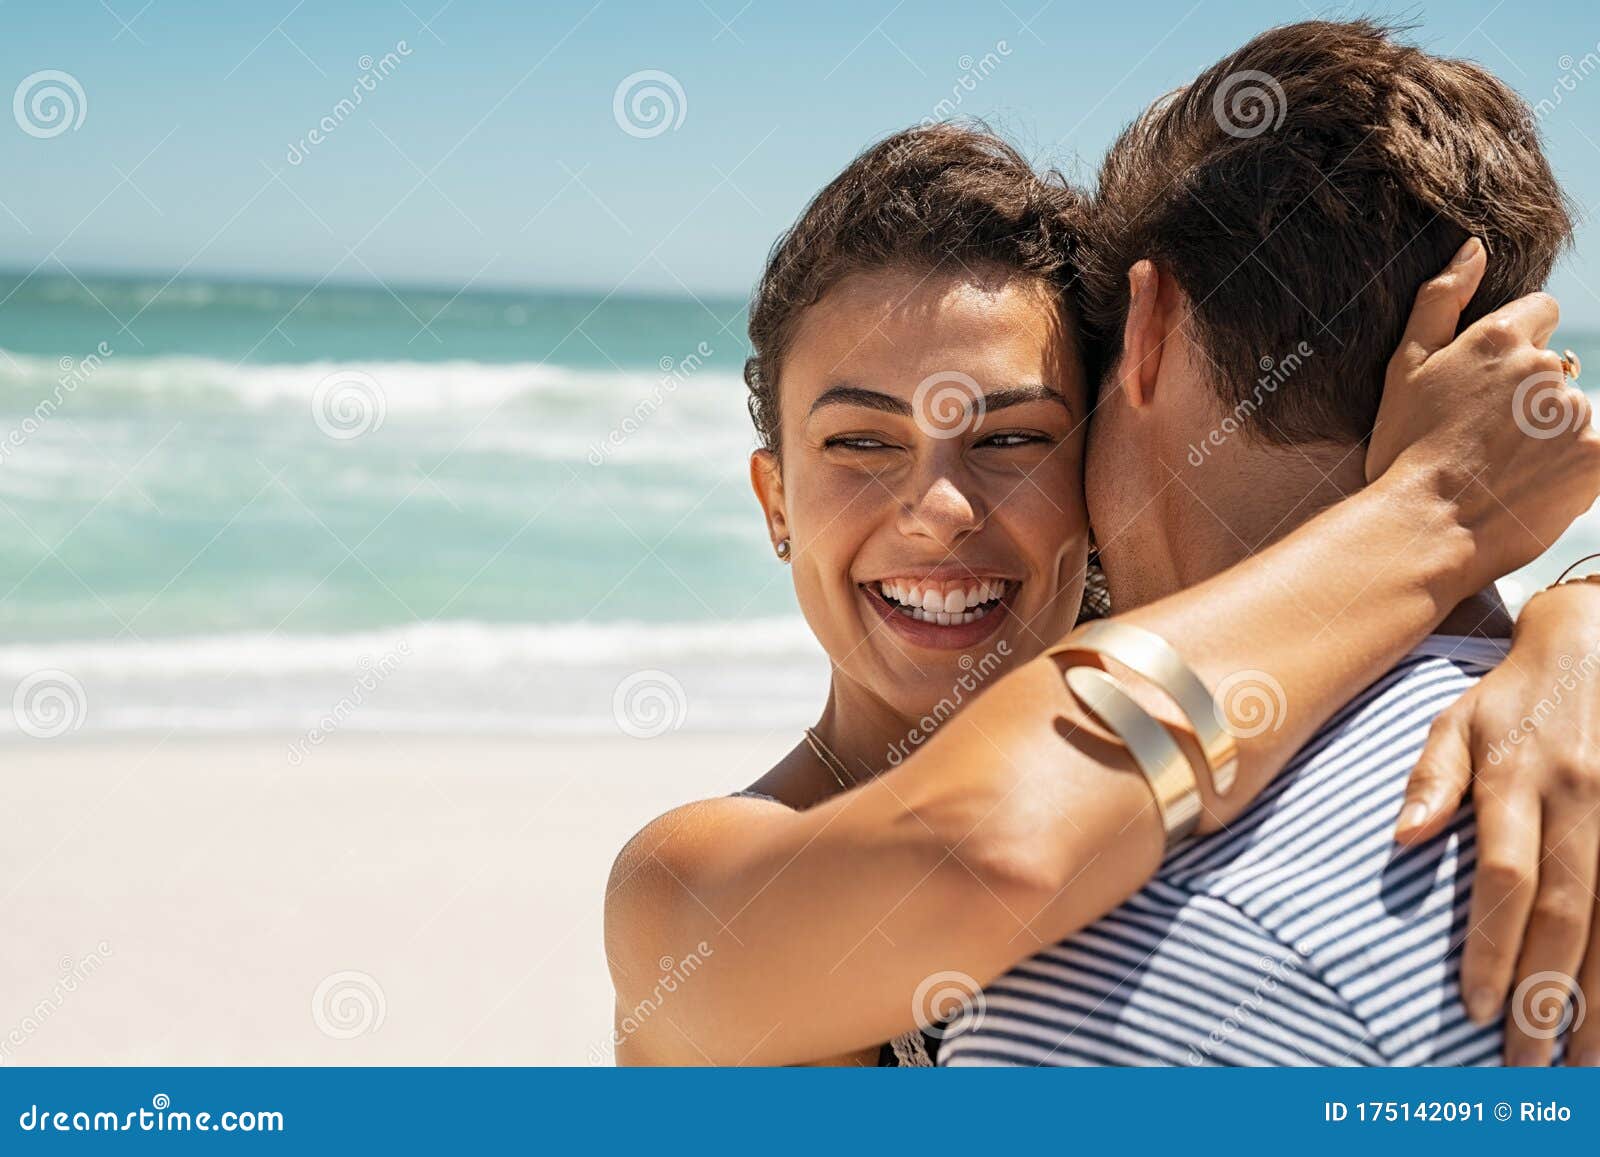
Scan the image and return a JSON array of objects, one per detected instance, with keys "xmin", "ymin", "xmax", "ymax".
[{"xmin": 752, "ymin": 266, "xmax": 1090, "ymax": 722}]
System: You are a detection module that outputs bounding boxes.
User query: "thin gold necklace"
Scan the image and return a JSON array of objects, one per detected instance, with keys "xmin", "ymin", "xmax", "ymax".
[{"xmin": 803, "ymin": 727, "xmax": 858, "ymax": 791}]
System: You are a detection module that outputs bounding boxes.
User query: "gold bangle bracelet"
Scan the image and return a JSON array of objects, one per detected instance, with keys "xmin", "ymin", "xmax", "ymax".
[
  {"xmin": 1047, "ymin": 620, "xmax": 1239, "ymax": 796},
  {"xmin": 1064, "ymin": 666, "xmax": 1201, "ymax": 850}
]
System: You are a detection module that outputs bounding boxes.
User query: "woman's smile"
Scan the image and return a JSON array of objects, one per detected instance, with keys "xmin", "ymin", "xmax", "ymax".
[{"xmin": 858, "ymin": 571, "xmax": 1018, "ymax": 650}]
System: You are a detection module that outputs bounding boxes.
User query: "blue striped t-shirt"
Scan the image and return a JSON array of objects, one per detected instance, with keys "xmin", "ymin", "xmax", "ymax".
[{"xmin": 940, "ymin": 636, "xmax": 1513, "ymax": 1067}]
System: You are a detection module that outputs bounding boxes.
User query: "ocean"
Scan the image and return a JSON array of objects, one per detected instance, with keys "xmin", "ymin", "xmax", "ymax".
[{"xmin": 1, "ymin": 271, "xmax": 1596, "ymax": 739}]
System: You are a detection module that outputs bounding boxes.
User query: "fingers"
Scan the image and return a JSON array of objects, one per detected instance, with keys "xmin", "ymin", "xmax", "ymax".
[
  {"xmin": 1566, "ymin": 900, "xmax": 1600, "ymax": 1066},
  {"xmin": 1461, "ymin": 781, "xmax": 1541, "ymax": 1026},
  {"xmin": 1461, "ymin": 289, "xmax": 1562, "ymax": 355},
  {"xmin": 1397, "ymin": 706, "xmax": 1473, "ymax": 845},
  {"xmin": 1502, "ymin": 792, "xmax": 1599, "ymax": 1065},
  {"xmin": 1396, "ymin": 237, "xmax": 1486, "ymax": 368}
]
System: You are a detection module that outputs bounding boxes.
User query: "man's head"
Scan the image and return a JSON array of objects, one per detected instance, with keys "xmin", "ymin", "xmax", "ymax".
[{"xmin": 1080, "ymin": 19, "xmax": 1573, "ymax": 605}]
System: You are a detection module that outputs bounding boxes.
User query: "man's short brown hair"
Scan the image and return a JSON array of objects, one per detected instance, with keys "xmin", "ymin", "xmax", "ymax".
[
  {"xmin": 1080, "ymin": 19, "xmax": 1574, "ymax": 445},
  {"xmin": 744, "ymin": 124, "xmax": 1086, "ymax": 452}
]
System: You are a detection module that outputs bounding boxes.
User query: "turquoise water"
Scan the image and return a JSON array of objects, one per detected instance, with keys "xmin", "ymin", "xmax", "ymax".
[{"xmin": 1, "ymin": 270, "xmax": 1596, "ymax": 735}]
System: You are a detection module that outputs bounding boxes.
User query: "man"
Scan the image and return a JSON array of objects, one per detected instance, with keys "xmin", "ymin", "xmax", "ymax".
[{"xmin": 939, "ymin": 20, "xmax": 1578, "ymax": 1066}]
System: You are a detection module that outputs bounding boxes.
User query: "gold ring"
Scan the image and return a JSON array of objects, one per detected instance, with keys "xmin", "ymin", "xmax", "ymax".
[{"xmin": 1561, "ymin": 349, "xmax": 1582, "ymax": 382}]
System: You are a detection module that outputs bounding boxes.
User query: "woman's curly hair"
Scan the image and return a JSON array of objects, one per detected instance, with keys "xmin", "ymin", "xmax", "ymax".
[{"xmin": 743, "ymin": 123, "xmax": 1088, "ymax": 453}]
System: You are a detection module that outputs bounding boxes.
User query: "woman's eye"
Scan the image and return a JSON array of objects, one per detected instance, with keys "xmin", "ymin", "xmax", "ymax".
[
  {"xmin": 977, "ymin": 432, "xmax": 1050, "ymax": 448},
  {"xmin": 824, "ymin": 435, "xmax": 893, "ymax": 451}
]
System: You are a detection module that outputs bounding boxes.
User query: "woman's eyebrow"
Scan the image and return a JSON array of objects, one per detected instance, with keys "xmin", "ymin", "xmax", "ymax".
[
  {"xmin": 981, "ymin": 384, "xmax": 1069, "ymax": 412},
  {"xmin": 808, "ymin": 382, "xmax": 1066, "ymax": 417},
  {"xmin": 808, "ymin": 385, "xmax": 912, "ymax": 416}
]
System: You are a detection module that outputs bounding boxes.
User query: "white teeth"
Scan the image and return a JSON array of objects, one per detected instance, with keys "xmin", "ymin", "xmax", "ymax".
[{"xmin": 874, "ymin": 578, "xmax": 1014, "ymax": 622}]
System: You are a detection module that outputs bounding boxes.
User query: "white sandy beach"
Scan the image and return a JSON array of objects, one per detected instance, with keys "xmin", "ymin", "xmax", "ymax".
[{"xmin": 0, "ymin": 731, "xmax": 793, "ymax": 1066}]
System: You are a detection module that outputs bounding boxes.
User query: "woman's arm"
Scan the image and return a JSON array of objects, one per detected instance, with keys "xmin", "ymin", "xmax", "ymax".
[
  {"xmin": 1398, "ymin": 578, "xmax": 1600, "ymax": 1066},
  {"xmin": 607, "ymin": 248, "xmax": 1600, "ymax": 1065}
]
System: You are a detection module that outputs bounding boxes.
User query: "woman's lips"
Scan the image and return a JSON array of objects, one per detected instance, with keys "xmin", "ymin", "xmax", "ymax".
[{"xmin": 859, "ymin": 581, "xmax": 1013, "ymax": 651}]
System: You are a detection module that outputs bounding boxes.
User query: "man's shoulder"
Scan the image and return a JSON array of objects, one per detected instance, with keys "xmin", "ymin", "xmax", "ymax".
[
  {"xmin": 941, "ymin": 642, "xmax": 1507, "ymax": 1067},
  {"xmin": 1165, "ymin": 639, "xmax": 1504, "ymax": 894}
]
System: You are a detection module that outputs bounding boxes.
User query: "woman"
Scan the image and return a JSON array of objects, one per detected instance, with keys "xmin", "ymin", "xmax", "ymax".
[{"xmin": 605, "ymin": 126, "xmax": 1600, "ymax": 1066}]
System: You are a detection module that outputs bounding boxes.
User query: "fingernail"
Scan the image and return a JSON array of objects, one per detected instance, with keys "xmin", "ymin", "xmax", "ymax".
[
  {"xmin": 1466, "ymin": 987, "xmax": 1500, "ymax": 1023},
  {"xmin": 1397, "ymin": 801, "xmax": 1430, "ymax": 833},
  {"xmin": 1450, "ymin": 237, "xmax": 1483, "ymax": 267}
]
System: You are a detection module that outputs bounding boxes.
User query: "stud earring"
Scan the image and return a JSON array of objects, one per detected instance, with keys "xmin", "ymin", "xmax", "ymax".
[{"xmin": 775, "ymin": 538, "xmax": 791, "ymax": 561}]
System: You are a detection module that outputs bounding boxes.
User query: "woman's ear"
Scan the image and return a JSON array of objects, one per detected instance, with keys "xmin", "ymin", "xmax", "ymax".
[
  {"xmin": 750, "ymin": 449, "xmax": 789, "ymax": 554},
  {"xmin": 1118, "ymin": 259, "xmax": 1167, "ymax": 410}
]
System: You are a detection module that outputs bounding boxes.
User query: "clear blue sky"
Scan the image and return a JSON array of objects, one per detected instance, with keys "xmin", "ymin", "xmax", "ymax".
[{"xmin": 7, "ymin": 0, "xmax": 1600, "ymax": 320}]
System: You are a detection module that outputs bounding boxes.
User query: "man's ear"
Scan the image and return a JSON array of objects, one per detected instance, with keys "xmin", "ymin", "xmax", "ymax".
[
  {"xmin": 1118, "ymin": 259, "xmax": 1168, "ymax": 410},
  {"xmin": 750, "ymin": 449, "xmax": 789, "ymax": 553}
]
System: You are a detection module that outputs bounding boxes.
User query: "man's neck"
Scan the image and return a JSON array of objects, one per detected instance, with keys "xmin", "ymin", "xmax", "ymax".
[{"xmin": 1106, "ymin": 438, "xmax": 1512, "ymax": 638}]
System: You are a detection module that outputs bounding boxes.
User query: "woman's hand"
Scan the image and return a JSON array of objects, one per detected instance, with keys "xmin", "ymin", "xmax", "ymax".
[
  {"xmin": 1365, "ymin": 238, "xmax": 1600, "ymax": 586},
  {"xmin": 1398, "ymin": 580, "xmax": 1600, "ymax": 1066}
]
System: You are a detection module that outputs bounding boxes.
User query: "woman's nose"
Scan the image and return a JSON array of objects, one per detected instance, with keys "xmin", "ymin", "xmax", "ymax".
[{"xmin": 896, "ymin": 472, "xmax": 986, "ymax": 548}]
